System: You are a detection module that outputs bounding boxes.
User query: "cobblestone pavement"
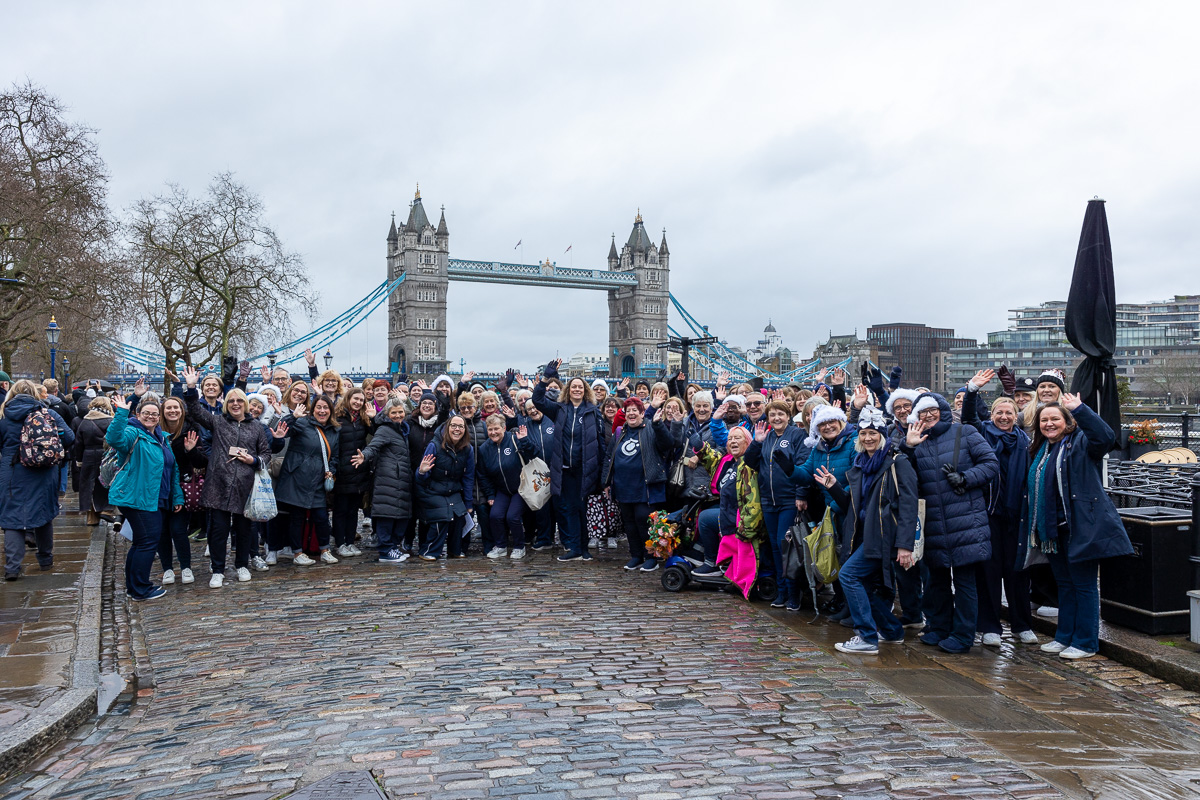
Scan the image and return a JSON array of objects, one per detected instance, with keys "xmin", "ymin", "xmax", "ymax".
[{"xmin": 5, "ymin": 543, "xmax": 1200, "ymax": 799}]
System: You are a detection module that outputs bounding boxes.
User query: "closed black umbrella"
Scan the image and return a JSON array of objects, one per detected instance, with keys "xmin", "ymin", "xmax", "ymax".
[{"xmin": 1065, "ymin": 197, "xmax": 1121, "ymax": 442}]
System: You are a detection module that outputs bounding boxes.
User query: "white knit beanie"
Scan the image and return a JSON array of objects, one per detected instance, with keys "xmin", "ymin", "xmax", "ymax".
[
  {"xmin": 907, "ymin": 395, "xmax": 941, "ymax": 426},
  {"xmin": 805, "ymin": 405, "xmax": 847, "ymax": 447},
  {"xmin": 885, "ymin": 388, "xmax": 920, "ymax": 417}
]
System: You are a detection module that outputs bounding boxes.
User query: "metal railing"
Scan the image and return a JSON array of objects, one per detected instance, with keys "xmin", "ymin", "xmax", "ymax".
[
  {"xmin": 1106, "ymin": 460, "xmax": 1200, "ymax": 510},
  {"xmin": 1123, "ymin": 412, "xmax": 1195, "ymax": 454}
]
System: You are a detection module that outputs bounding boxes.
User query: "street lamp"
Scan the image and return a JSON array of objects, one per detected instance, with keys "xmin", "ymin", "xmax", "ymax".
[
  {"xmin": 45, "ymin": 316, "xmax": 61, "ymax": 379},
  {"xmin": 267, "ymin": 351, "xmax": 277, "ymax": 368},
  {"xmin": 323, "ymin": 349, "xmax": 333, "ymax": 369},
  {"xmin": 62, "ymin": 356, "xmax": 70, "ymax": 390},
  {"xmin": 39, "ymin": 370, "xmax": 45, "ymax": 382}
]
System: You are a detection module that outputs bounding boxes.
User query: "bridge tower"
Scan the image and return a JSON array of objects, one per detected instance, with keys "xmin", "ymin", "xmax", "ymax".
[
  {"xmin": 607, "ymin": 211, "xmax": 670, "ymax": 378},
  {"xmin": 387, "ymin": 186, "xmax": 450, "ymax": 377}
]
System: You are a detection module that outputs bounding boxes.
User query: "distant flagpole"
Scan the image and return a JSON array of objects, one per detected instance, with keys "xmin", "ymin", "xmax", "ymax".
[
  {"xmin": 565, "ymin": 244, "xmax": 572, "ymax": 268},
  {"xmin": 514, "ymin": 238, "xmax": 522, "ymax": 264}
]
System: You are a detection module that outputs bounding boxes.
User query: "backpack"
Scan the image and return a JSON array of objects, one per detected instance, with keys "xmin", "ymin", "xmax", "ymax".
[{"xmin": 17, "ymin": 408, "xmax": 66, "ymax": 468}]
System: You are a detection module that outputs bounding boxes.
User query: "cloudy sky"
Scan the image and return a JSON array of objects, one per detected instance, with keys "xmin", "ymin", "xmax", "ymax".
[{"xmin": 5, "ymin": 2, "xmax": 1198, "ymax": 372}]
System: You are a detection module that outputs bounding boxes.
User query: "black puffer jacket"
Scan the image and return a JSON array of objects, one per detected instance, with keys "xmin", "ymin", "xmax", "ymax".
[
  {"xmin": 359, "ymin": 419, "xmax": 412, "ymax": 521},
  {"xmin": 334, "ymin": 412, "xmax": 371, "ymax": 494},
  {"xmin": 275, "ymin": 414, "xmax": 340, "ymax": 510}
]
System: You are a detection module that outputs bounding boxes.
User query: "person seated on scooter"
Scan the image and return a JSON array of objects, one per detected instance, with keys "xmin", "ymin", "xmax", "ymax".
[
  {"xmin": 692, "ymin": 426, "xmax": 763, "ymax": 576},
  {"xmin": 813, "ymin": 406, "xmax": 919, "ymax": 656}
]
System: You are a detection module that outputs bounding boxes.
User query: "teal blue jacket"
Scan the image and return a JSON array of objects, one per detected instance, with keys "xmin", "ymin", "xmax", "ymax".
[{"xmin": 105, "ymin": 408, "xmax": 185, "ymax": 512}]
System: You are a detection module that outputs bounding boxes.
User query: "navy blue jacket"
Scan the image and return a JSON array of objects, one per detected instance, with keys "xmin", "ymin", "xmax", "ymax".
[
  {"xmin": 532, "ymin": 381, "xmax": 603, "ymax": 497},
  {"xmin": 826, "ymin": 451, "xmax": 919, "ymax": 588},
  {"xmin": 602, "ymin": 417, "xmax": 684, "ymax": 504},
  {"xmin": 476, "ymin": 431, "xmax": 535, "ymax": 500},
  {"xmin": 744, "ymin": 423, "xmax": 809, "ymax": 508},
  {"xmin": 902, "ymin": 393, "xmax": 999, "ymax": 568},
  {"xmin": 522, "ymin": 413, "xmax": 562, "ymax": 497},
  {"xmin": 1017, "ymin": 404, "xmax": 1132, "ymax": 565},
  {"xmin": 415, "ymin": 440, "xmax": 475, "ymax": 522},
  {"xmin": 0, "ymin": 396, "xmax": 74, "ymax": 530}
]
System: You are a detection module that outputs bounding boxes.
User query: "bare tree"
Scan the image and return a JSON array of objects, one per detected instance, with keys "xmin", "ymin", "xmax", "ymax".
[
  {"xmin": 126, "ymin": 173, "xmax": 318, "ymax": 386},
  {"xmin": 1140, "ymin": 353, "xmax": 1200, "ymax": 405},
  {"xmin": 0, "ymin": 81, "xmax": 123, "ymax": 373}
]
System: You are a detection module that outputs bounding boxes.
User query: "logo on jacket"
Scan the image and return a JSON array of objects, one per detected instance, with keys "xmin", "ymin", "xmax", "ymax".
[
  {"xmin": 620, "ymin": 438, "xmax": 640, "ymax": 456},
  {"xmin": 779, "ymin": 440, "xmax": 789, "ymax": 448},
  {"xmin": 503, "ymin": 448, "xmax": 512, "ymax": 456},
  {"xmin": 545, "ymin": 426, "xmax": 554, "ymax": 435}
]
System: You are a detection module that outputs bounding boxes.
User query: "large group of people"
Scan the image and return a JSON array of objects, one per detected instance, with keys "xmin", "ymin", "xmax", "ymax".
[{"xmin": 0, "ymin": 352, "xmax": 1132, "ymax": 659}]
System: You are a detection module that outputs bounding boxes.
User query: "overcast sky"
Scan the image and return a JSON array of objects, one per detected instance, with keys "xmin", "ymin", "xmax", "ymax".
[{"xmin": 5, "ymin": 2, "xmax": 1198, "ymax": 372}]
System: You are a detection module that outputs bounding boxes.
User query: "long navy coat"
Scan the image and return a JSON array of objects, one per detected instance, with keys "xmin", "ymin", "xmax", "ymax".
[
  {"xmin": 1017, "ymin": 403, "xmax": 1133, "ymax": 565},
  {"xmin": 532, "ymin": 381, "xmax": 603, "ymax": 497},
  {"xmin": 903, "ymin": 393, "xmax": 999, "ymax": 569},
  {"xmin": 0, "ymin": 395, "xmax": 74, "ymax": 530}
]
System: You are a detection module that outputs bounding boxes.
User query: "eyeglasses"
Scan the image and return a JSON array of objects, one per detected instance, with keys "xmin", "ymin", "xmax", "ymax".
[
  {"xmin": 745, "ymin": 401, "xmax": 764, "ymax": 407},
  {"xmin": 892, "ymin": 403, "xmax": 913, "ymax": 413},
  {"xmin": 917, "ymin": 408, "xmax": 940, "ymax": 418}
]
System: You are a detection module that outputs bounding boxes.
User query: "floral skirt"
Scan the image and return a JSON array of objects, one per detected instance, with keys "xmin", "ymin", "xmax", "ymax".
[{"xmin": 586, "ymin": 492, "xmax": 622, "ymax": 539}]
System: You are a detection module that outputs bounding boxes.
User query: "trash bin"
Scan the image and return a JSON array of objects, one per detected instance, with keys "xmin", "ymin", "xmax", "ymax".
[{"xmin": 1100, "ymin": 506, "xmax": 1193, "ymax": 634}]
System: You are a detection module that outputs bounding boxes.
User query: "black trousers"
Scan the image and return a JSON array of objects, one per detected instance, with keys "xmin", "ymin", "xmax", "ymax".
[{"xmin": 209, "ymin": 511, "xmax": 253, "ymax": 573}]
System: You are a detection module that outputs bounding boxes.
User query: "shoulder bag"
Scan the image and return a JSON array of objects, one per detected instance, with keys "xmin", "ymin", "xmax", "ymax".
[{"xmin": 317, "ymin": 427, "xmax": 334, "ymax": 492}]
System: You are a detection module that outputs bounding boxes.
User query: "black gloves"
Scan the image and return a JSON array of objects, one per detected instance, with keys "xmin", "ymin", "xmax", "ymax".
[
  {"xmin": 237, "ymin": 360, "xmax": 251, "ymax": 383},
  {"xmin": 868, "ymin": 367, "xmax": 885, "ymax": 397},
  {"xmin": 689, "ymin": 433, "xmax": 703, "ymax": 453},
  {"xmin": 889, "ymin": 366, "xmax": 903, "ymax": 391},
  {"xmin": 942, "ymin": 464, "xmax": 968, "ymax": 494},
  {"xmin": 543, "ymin": 360, "xmax": 559, "ymax": 379},
  {"xmin": 772, "ymin": 448, "xmax": 791, "ymax": 473},
  {"xmin": 860, "ymin": 362, "xmax": 871, "ymax": 386},
  {"xmin": 997, "ymin": 365, "xmax": 1016, "ymax": 397},
  {"xmin": 221, "ymin": 355, "xmax": 238, "ymax": 387}
]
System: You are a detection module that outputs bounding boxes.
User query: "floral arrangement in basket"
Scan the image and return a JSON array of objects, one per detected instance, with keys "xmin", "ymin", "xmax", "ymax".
[
  {"xmin": 1128, "ymin": 418, "xmax": 1160, "ymax": 446},
  {"xmin": 645, "ymin": 510, "xmax": 690, "ymax": 559}
]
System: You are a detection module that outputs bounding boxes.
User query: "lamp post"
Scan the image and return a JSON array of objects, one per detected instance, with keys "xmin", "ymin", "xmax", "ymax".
[
  {"xmin": 40, "ymin": 370, "xmax": 45, "ymax": 382},
  {"xmin": 62, "ymin": 356, "xmax": 70, "ymax": 391},
  {"xmin": 267, "ymin": 351, "xmax": 277, "ymax": 368},
  {"xmin": 323, "ymin": 349, "xmax": 333, "ymax": 370},
  {"xmin": 45, "ymin": 316, "xmax": 61, "ymax": 379}
]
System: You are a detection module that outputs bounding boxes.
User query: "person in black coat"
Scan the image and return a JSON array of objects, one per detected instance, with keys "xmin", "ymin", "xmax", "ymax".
[
  {"xmin": 602, "ymin": 397, "xmax": 685, "ymax": 571},
  {"xmin": 522, "ymin": 398, "xmax": 562, "ymax": 550},
  {"xmin": 815, "ymin": 408, "xmax": 919, "ymax": 655},
  {"xmin": 961, "ymin": 370, "xmax": 1038, "ymax": 646},
  {"xmin": 274, "ymin": 395, "xmax": 340, "ymax": 566},
  {"xmin": 74, "ymin": 396, "xmax": 114, "ymax": 524},
  {"xmin": 331, "ymin": 389, "xmax": 371, "ymax": 557},
  {"xmin": 1019, "ymin": 395, "xmax": 1132, "ymax": 659},
  {"xmin": 405, "ymin": 390, "xmax": 447, "ymax": 553},
  {"xmin": 352, "ymin": 398, "xmax": 412, "ymax": 563},
  {"xmin": 532, "ymin": 359, "xmax": 604, "ymax": 562},
  {"xmin": 476, "ymin": 414, "xmax": 536, "ymax": 559},
  {"xmin": 414, "ymin": 416, "xmax": 475, "ymax": 560}
]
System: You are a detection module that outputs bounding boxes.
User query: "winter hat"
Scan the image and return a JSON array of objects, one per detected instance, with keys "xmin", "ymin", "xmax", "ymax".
[
  {"xmin": 432, "ymin": 374, "xmax": 454, "ymax": 393},
  {"xmin": 907, "ymin": 394, "xmax": 942, "ymax": 426},
  {"xmin": 258, "ymin": 385, "xmax": 282, "ymax": 403},
  {"xmin": 1036, "ymin": 369, "xmax": 1066, "ymax": 393},
  {"xmin": 885, "ymin": 388, "xmax": 920, "ymax": 417},
  {"xmin": 725, "ymin": 394, "xmax": 746, "ymax": 409},
  {"xmin": 858, "ymin": 406, "xmax": 888, "ymax": 435},
  {"xmin": 469, "ymin": 382, "xmax": 485, "ymax": 392},
  {"xmin": 0, "ymin": 371, "xmax": 9, "ymax": 383},
  {"xmin": 805, "ymin": 404, "xmax": 847, "ymax": 447},
  {"xmin": 86, "ymin": 388, "xmax": 97, "ymax": 398},
  {"xmin": 591, "ymin": 379, "xmax": 609, "ymax": 391},
  {"xmin": 419, "ymin": 390, "xmax": 437, "ymax": 407},
  {"xmin": 1014, "ymin": 376, "xmax": 1036, "ymax": 394}
]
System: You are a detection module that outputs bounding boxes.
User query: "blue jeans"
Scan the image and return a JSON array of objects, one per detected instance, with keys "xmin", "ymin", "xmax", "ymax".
[
  {"xmin": 697, "ymin": 507, "xmax": 721, "ymax": 563},
  {"xmin": 374, "ymin": 517, "xmax": 405, "ymax": 556},
  {"xmin": 158, "ymin": 505, "xmax": 191, "ymax": 571},
  {"xmin": 121, "ymin": 506, "xmax": 162, "ymax": 600},
  {"xmin": 839, "ymin": 549, "xmax": 904, "ymax": 644},
  {"xmin": 490, "ymin": 492, "xmax": 527, "ymax": 549},
  {"xmin": 1047, "ymin": 551, "xmax": 1100, "ymax": 653},
  {"xmin": 922, "ymin": 565, "xmax": 979, "ymax": 649},
  {"xmin": 59, "ymin": 463, "xmax": 69, "ymax": 492},
  {"xmin": 762, "ymin": 505, "xmax": 798, "ymax": 602},
  {"xmin": 557, "ymin": 469, "xmax": 588, "ymax": 555}
]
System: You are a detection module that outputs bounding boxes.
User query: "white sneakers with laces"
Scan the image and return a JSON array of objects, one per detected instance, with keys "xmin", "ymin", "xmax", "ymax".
[
  {"xmin": 293, "ymin": 552, "xmax": 315, "ymax": 566},
  {"xmin": 320, "ymin": 550, "xmax": 339, "ymax": 564},
  {"xmin": 209, "ymin": 573, "xmax": 224, "ymax": 588},
  {"xmin": 161, "ymin": 569, "xmax": 175, "ymax": 585},
  {"xmin": 236, "ymin": 567, "xmax": 251, "ymax": 582},
  {"xmin": 180, "ymin": 568, "xmax": 194, "ymax": 584}
]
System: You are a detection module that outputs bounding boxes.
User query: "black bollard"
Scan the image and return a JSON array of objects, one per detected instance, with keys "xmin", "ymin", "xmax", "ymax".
[{"xmin": 1193, "ymin": 470, "xmax": 1200, "ymax": 591}]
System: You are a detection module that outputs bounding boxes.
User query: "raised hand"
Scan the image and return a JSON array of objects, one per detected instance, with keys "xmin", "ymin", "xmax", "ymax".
[
  {"xmin": 905, "ymin": 419, "xmax": 929, "ymax": 448},
  {"xmin": 293, "ymin": 404, "xmax": 307, "ymax": 418},
  {"xmin": 815, "ymin": 368, "xmax": 829, "ymax": 384},
  {"xmin": 238, "ymin": 360, "xmax": 251, "ymax": 382},
  {"xmin": 350, "ymin": 449, "xmax": 365, "ymax": 468},
  {"xmin": 184, "ymin": 430, "xmax": 199, "ymax": 451},
  {"xmin": 260, "ymin": 365, "xmax": 271, "ymax": 383},
  {"xmin": 418, "ymin": 454, "xmax": 436, "ymax": 474},
  {"xmin": 650, "ymin": 387, "xmax": 667, "ymax": 408},
  {"xmin": 272, "ymin": 421, "xmax": 289, "ymax": 438},
  {"xmin": 182, "ymin": 366, "xmax": 200, "ymax": 388},
  {"xmin": 463, "ymin": 370, "xmax": 475, "ymax": 382},
  {"xmin": 501, "ymin": 404, "xmax": 516, "ymax": 418},
  {"xmin": 164, "ymin": 369, "xmax": 178, "ymax": 384},
  {"xmin": 617, "ymin": 377, "xmax": 630, "ymax": 390},
  {"xmin": 969, "ymin": 368, "xmax": 996, "ymax": 390},
  {"xmin": 1061, "ymin": 392, "xmax": 1083, "ymax": 411},
  {"xmin": 852, "ymin": 383, "xmax": 869, "ymax": 410},
  {"xmin": 753, "ymin": 420, "xmax": 768, "ymax": 442},
  {"xmin": 814, "ymin": 466, "xmax": 837, "ymax": 488},
  {"xmin": 304, "ymin": 348, "xmax": 316, "ymax": 367},
  {"xmin": 112, "ymin": 394, "xmax": 129, "ymax": 411},
  {"xmin": 416, "ymin": 379, "xmax": 429, "ymax": 390},
  {"xmin": 516, "ymin": 424, "xmax": 528, "ymax": 439},
  {"xmin": 831, "ymin": 368, "xmax": 846, "ymax": 386},
  {"xmin": 133, "ymin": 376, "xmax": 146, "ymax": 397}
]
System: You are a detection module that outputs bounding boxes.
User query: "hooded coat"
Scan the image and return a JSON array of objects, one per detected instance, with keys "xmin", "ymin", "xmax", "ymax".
[
  {"xmin": 105, "ymin": 409, "xmax": 185, "ymax": 512},
  {"xmin": 185, "ymin": 388, "xmax": 272, "ymax": 515},
  {"xmin": 359, "ymin": 419, "xmax": 413, "ymax": 521},
  {"xmin": 74, "ymin": 410, "xmax": 113, "ymax": 512},
  {"xmin": 333, "ymin": 410, "xmax": 371, "ymax": 495},
  {"xmin": 0, "ymin": 395, "xmax": 74, "ymax": 530},
  {"xmin": 901, "ymin": 392, "xmax": 999, "ymax": 568},
  {"xmin": 787, "ymin": 427, "xmax": 859, "ymax": 515},
  {"xmin": 275, "ymin": 414, "xmax": 340, "ymax": 510}
]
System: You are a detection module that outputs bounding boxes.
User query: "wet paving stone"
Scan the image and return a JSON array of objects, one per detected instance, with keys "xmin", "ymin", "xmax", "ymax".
[{"xmin": 5, "ymin": 546, "xmax": 1200, "ymax": 799}]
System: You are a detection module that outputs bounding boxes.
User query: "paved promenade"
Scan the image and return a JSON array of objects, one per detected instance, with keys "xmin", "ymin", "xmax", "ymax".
[{"xmin": 4, "ymin": 543, "xmax": 1200, "ymax": 799}]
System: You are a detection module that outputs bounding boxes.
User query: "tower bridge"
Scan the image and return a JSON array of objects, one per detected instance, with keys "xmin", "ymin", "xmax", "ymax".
[{"xmin": 386, "ymin": 188, "xmax": 669, "ymax": 378}]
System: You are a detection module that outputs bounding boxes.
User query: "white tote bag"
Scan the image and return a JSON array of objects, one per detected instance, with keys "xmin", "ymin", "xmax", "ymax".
[{"xmin": 516, "ymin": 440, "xmax": 552, "ymax": 511}]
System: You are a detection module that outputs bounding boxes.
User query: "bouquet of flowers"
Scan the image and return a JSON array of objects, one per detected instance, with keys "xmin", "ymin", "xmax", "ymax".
[
  {"xmin": 1128, "ymin": 418, "xmax": 1160, "ymax": 446},
  {"xmin": 645, "ymin": 510, "xmax": 682, "ymax": 559}
]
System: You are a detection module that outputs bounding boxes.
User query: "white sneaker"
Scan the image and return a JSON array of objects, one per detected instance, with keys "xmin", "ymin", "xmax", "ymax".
[
  {"xmin": 486, "ymin": 547, "xmax": 505, "ymax": 559},
  {"xmin": 347, "ymin": 544, "xmax": 362, "ymax": 556},
  {"xmin": 265, "ymin": 550, "xmax": 278, "ymax": 566},
  {"xmin": 320, "ymin": 550, "xmax": 339, "ymax": 564},
  {"xmin": 161, "ymin": 569, "xmax": 175, "ymax": 585},
  {"xmin": 293, "ymin": 552, "xmax": 315, "ymax": 566},
  {"xmin": 1036, "ymin": 606, "xmax": 1059, "ymax": 618},
  {"xmin": 335, "ymin": 544, "xmax": 352, "ymax": 558},
  {"xmin": 982, "ymin": 633, "xmax": 1002, "ymax": 647},
  {"xmin": 236, "ymin": 567, "xmax": 251, "ymax": 582},
  {"xmin": 1018, "ymin": 630, "xmax": 1039, "ymax": 644},
  {"xmin": 209, "ymin": 573, "xmax": 224, "ymax": 588},
  {"xmin": 510, "ymin": 548, "xmax": 525, "ymax": 560},
  {"xmin": 1040, "ymin": 640, "xmax": 1067, "ymax": 654},
  {"xmin": 180, "ymin": 568, "xmax": 194, "ymax": 584},
  {"xmin": 279, "ymin": 547, "xmax": 294, "ymax": 560},
  {"xmin": 250, "ymin": 556, "xmax": 269, "ymax": 572},
  {"xmin": 1060, "ymin": 646, "xmax": 1097, "ymax": 660},
  {"xmin": 204, "ymin": 545, "xmax": 210, "ymax": 557}
]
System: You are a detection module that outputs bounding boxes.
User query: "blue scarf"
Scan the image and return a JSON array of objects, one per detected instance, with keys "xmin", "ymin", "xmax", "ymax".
[
  {"xmin": 1026, "ymin": 442, "xmax": 1058, "ymax": 554},
  {"xmin": 855, "ymin": 443, "xmax": 892, "ymax": 526}
]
